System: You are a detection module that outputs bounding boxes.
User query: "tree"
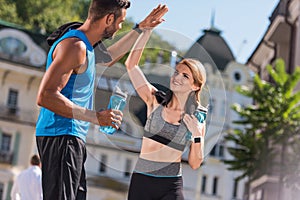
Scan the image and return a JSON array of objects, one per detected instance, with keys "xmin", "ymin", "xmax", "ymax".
[
  {"xmin": 0, "ymin": 0, "xmax": 22, "ymax": 25},
  {"xmin": 0, "ymin": 0, "xmax": 87, "ymax": 33},
  {"xmin": 223, "ymin": 59, "xmax": 300, "ymax": 197},
  {"xmin": 104, "ymin": 23, "xmax": 179, "ymax": 66},
  {"xmin": 15, "ymin": 0, "xmax": 84, "ymax": 33}
]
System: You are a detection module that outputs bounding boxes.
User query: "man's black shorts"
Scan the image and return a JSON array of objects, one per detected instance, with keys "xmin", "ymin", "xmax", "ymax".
[{"xmin": 36, "ymin": 135, "xmax": 87, "ymax": 200}]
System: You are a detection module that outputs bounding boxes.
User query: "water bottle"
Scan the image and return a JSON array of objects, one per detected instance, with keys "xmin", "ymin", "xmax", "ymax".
[
  {"xmin": 193, "ymin": 106, "xmax": 208, "ymax": 123},
  {"xmin": 99, "ymin": 87, "xmax": 127, "ymax": 135},
  {"xmin": 186, "ymin": 105, "xmax": 208, "ymax": 141}
]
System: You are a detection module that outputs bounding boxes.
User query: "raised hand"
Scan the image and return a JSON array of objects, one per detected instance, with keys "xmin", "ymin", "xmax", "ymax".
[
  {"xmin": 138, "ymin": 4, "xmax": 169, "ymax": 30},
  {"xmin": 96, "ymin": 109, "xmax": 123, "ymax": 129}
]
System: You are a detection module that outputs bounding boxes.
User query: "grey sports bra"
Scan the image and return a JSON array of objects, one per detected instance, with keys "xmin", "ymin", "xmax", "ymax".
[{"xmin": 144, "ymin": 105, "xmax": 190, "ymax": 151}]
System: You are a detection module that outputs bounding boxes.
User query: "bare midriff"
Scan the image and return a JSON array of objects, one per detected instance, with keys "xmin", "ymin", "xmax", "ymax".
[{"xmin": 140, "ymin": 137, "xmax": 182, "ymax": 163}]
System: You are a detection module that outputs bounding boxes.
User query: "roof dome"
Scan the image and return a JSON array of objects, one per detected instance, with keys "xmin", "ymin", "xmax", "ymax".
[{"xmin": 185, "ymin": 27, "xmax": 235, "ymax": 71}]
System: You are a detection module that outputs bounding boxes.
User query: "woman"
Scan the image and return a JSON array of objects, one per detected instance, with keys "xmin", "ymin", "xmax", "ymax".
[{"xmin": 125, "ymin": 27, "xmax": 207, "ymax": 200}]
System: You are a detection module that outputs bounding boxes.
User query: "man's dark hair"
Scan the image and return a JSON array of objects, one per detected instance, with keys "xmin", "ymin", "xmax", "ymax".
[
  {"xmin": 30, "ymin": 154, "xmax": 41, "ymax": 166},
  {"xmin": 88, "ymin": 0, "xmax": 131, "ymax": 23}
]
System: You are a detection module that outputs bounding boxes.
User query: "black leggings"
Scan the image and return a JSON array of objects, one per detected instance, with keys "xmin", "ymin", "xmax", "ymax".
[
  {"xmin": 128, "ymin": 172, "xmax": 184, "ymax": 200},
  {"xmin": 36, "ymin": 136, "xmax": 87, "ymax": 200}
]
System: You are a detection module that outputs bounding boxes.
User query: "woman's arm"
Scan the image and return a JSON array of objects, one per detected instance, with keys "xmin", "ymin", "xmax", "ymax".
[
  {"xmin": 125, "ymin": 30, "xmax": 157, "ymax": 104},
  {"xmin": 124, "ymin": 5, "xmax": 168, "ymax": 105},
  {"xmin": 183, "ymin": 114, "xmax": 206, "ymax": 169},
  {"xmin": 188, "ymin": 128, "xmax": 205, "ymax": 169}
]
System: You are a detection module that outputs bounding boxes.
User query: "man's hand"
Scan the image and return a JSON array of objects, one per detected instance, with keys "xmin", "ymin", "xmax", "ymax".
[
  {"xmin": 96, "ymin": 109, "xmax": 123, "ymax": 129},
  {"xmin": 138, "ymin": 4, "xmax": 169, "ymax": 30}
]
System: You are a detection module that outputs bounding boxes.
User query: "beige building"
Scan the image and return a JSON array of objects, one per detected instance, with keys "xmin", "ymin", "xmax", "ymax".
[
  {"xmin": 247, "ymin": 0, "xmax": 300, "ymax": 200},
  {"xmin": 184, "ymin": 24, "xmax": 253, "ymax": 200},
  {"xmin": 0, "ymin": 21, "xmax": 46, "ymax": 199}
]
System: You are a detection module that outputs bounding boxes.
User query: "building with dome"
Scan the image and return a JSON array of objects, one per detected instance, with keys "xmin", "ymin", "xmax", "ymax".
[
  {"xmin": 185, "ymin": 27, "xmax": 235, "ymax": 71},
  {"xmin": 183, "ymin": 23, "xmax": 253, "ymax": 200}
]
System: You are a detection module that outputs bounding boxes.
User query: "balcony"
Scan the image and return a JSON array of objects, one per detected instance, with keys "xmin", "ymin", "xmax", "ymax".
[
  {"xmin": 0, "ymin": 104, "xmax": 37, "ymax": 126},
  {"xmin": 0, "ymin": 150, "xmax": 13, "ymax": 164}
]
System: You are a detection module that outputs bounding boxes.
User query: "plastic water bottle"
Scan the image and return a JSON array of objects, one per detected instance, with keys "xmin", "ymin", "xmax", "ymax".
[
  {"xmin": 186, "ymin": 105, "xmax": 208, "ymax": 141},
  {"xmin": 193, "ymin": 106, "xmax": 208, "ymax": 123},
  {"xmin": 99, "ymin": 87, "xmax": 127, "ymax": 134}
]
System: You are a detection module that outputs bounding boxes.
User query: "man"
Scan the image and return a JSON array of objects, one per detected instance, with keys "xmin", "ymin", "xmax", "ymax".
[
  {"xmin": 35, "ymin": 0, "xmax": 168, "ymax": 199},
  {"xmin": 11, "ymin": 155, "xmax": 42, "ymax": 200}
]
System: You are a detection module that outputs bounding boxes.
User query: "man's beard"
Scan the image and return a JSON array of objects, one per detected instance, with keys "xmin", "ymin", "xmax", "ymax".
[{"xmin": 103, "ymin": 24, "xmax": 117, "ymax": 40}]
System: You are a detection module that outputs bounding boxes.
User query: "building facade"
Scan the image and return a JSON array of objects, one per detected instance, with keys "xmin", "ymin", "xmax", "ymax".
[
  {"xmin": 247, "ymin": 0, "xmax": 300, "ymax": 200},
  {"xmin": 0, "ymin": 21, "xmax": 47, "ymax": 200},
  {"xmin": 184, "ymin": 25, "xmax": 253, "ymax": 200}
]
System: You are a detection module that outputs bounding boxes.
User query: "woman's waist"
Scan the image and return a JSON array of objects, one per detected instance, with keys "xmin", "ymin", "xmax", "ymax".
[
  {"xmin": 134, "ymin": 157, "xmax": 182, "ymax": 177},
  {"xmin": 141, "ymin": 137, "xmax": 182, "ymax": 162}
]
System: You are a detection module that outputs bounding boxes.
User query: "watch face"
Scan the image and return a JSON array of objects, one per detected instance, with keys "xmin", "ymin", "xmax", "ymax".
[{"xmin": 194, "ymin": 137, "xmax": 201, "ymax": 143}]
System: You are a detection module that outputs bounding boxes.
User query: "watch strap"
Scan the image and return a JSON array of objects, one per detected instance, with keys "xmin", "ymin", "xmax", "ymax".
[{"xmin": 133, "ymin": 23, "xmax": 143, "ymax": 34}]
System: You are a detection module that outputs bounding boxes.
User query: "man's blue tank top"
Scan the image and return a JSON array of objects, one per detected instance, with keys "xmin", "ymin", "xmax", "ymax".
[{"xmin": 36, "ymin": 29, "xmax": 95, "ymax": 142}]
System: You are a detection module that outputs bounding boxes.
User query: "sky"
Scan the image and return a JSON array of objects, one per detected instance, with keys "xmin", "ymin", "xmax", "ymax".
[{"xmin": 126, "ymin": 0, "xmax": 280, "ymax": 64}]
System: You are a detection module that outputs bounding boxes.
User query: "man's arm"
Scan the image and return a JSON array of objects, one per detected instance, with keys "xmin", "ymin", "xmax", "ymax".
[
  {"xmin": 37, "ymin": 38, "xmax": 122, "ymax": 128},
  {"xmin": 105, "ymin": 29, "xmax": 141, "ymax": 66},
  {"xmin": 106, "ymin": 4, "xmax": 168, "ymax": 66}
]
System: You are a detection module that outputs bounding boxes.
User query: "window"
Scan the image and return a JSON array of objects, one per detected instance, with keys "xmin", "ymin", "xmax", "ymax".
[
  {"xmin": 219, "ymin": 144, "xmax": 224, "ymax": 157},
  {"xmin": 99, "ymin": 154, "xmax": 107, "ymax": 173},
  {"xmin": 250, "ymin": 189, "xmax": 263, "ymax": 200},
  {"xmin": 201, "ymin": 175, "xmax": 207, "ymax": 193},
  {"xmin": 7, "ymin": 89, "xmax": 18, "ymax": 114},
  {"xmin": 233, "ymin": 179, "xmax": 238, "ymax": 198},
  {"xmin": 124, "ymin": 158, "xmax": 132, "ymax": 177},
  {"xmin": 0, "ymin": 37, "xmax": 27, "ymax": 56},
  {"xmin": 234, "ymin": 72, "xmax": 241, "ymax": 81},
  {"xmin": 0, "ymin": 133, "xmax": 12, "ymax": 164},
  {"xmin": 210, "ymin": 145, "xmax": 216, "ymax": 156},
  {"xmin": 0, "ymin": 182, "xmax": 3, "ymax": 200},
  {"xmin": 209, "ymin": 141, "xmax": 225, "ymax": 158},
  {"xmin": 212, "ymin": 176, "xmax": 218, "ymax": 195},
  {"xmin": 1, "ymin": 133, "xmax": 11, "ymax": 152}
]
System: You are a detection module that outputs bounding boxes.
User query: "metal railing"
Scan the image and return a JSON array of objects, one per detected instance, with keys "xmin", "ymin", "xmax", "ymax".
[
  {"xmin": 0, "ymin": 150, "xmax": 13, "ymax": 164},
  {"xmin": 0, "ymin": 104, "xmax": 37, "ymax": 125}
]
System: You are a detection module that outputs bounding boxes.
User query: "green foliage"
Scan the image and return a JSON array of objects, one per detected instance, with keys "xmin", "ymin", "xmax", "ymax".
[
  {"xmin": 0, "ymin": 0, "xmax": 22, "ymax": 25},
  {"xmin": 103, "ymin": 19, "xmax": 178, "ymax": 66},
  {"xmin": 13, "ymin": 0, "xmax": 82, "ymax": 33},
  {"xmin": 224, "ymin": 59, "xmax": 300, "ymax": 186},
  {"xmin": 224, "ymin": 128, "xmax": 275, "ymax": 181}
]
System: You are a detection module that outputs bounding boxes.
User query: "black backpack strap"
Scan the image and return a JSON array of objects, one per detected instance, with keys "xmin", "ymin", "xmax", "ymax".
[
  {"xmin": 47, "ymin": 21, "xmax": 113, "ymax": 63},
  {"xmin": 47, "ymin": 22, "xmax": 83, "ymax": 46}
]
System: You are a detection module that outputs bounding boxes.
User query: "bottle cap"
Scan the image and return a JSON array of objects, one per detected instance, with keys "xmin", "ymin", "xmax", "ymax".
[
  {"xmin": 113, "ymin": 86, "xmax": 127, "ymax": 99},
  {"xmin": 197, "ymin": 105, "xmax": 208, "ymax": 113}
]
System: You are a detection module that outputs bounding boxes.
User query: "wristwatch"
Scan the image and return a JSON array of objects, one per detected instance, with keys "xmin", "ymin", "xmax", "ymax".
[
  {"xmin": 133, "ymin": 23, "xmax": 143, "ymax": 34},
  {"xmin": 192, "ymin": 136, "xmax": 202, "ymax": 143}
]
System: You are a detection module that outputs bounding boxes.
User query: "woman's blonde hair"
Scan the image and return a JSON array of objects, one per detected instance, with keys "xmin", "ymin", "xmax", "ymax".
[{"xmin": 179, "ymin": 58, "xmax": 206, "ymax": 102}]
